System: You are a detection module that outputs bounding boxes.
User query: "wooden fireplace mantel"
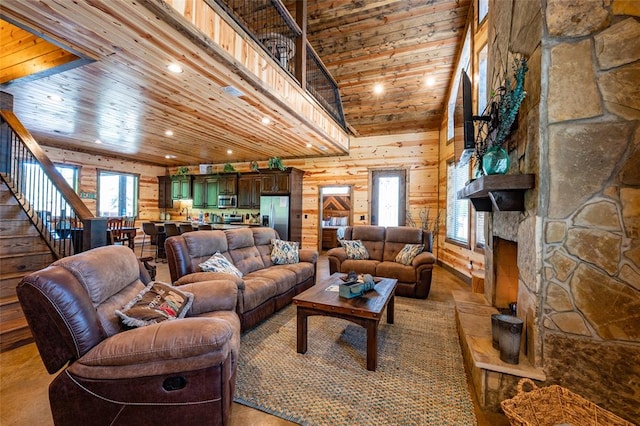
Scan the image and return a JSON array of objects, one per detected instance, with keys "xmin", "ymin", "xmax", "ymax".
[{"xmin": 457, "ymin": 174, "xmax": 535, "ymax": 212}]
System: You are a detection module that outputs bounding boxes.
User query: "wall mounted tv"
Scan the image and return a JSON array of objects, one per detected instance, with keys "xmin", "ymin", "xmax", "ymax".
[{"xmin": 453, "ymin": 70, "xmax": 475, "ymax": 165}]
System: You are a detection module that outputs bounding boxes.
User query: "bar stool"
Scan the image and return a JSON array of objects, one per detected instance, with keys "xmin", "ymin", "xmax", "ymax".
[
  {"xmin": 140, "ymin": 222, "xmax": 166, "ymax": 262},
  {"xmin": 164, "ymin": 222, "xmax": 180, "ymax": 238},
  {"xmin": 178, "ymin": 223, "xmax": 193, "ymax": 234}
]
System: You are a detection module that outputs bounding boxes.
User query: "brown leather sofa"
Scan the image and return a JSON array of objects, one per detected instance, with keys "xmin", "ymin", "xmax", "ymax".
[
  {"xmin": 165, "ymin": 227, "xmax": 318, "ymax": 331},
  {"xmin": 327, "ymin": 225, "xmax": 436, "ymax": 298},
  {"xmin": 17, "ymin": 245, "xmax": 240, "ymax": 426}
]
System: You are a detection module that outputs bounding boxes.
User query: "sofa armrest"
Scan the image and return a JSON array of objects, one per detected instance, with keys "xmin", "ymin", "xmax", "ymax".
[
  {"xmin": 299, "ymin": 248, "xmax": 318, "ymax": 264},
  {"xmin": 175, "ymin": 272, "xmax": 245, "ymax": 291},
  {"xmin": 69, "ymin": 317, "xmax": 235, "ymax": 379},
  {"xmin": 327, "ymin": 247, "xmax": 347, "ymax": 274},
  {"xmin": 413, "ymin": 251, "xmax": 436, "ymax": 267}
]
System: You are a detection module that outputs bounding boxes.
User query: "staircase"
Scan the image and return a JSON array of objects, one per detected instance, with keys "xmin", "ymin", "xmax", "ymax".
[{"xmin": 0, "ymin": 182, "xmax": 55, "ymax": 351}]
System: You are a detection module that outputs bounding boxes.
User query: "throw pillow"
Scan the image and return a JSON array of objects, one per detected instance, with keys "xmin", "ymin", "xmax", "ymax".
[
  {"xmin": 395, "ymin": 244, "xmax": 424, "ymax": 266},
  {"xmin": 271, "ymin": 239, "xmax": 299, "ymax": 264},
  {"xmin": 340, "ymin": 239, "xmax": 370, "ymax": 260},
  {"xmin": 199, "ymin": 252, "xmax": 243, "ymax": 277},
  {"xmin": 115, "ymin": 282, "xmax": 193, "ymax": 328}
]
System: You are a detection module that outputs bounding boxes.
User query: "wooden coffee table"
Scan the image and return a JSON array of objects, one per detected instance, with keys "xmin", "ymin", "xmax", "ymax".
[{"xmin": 292, "ymin": 273, "xmax": 398, "ymax": 371}]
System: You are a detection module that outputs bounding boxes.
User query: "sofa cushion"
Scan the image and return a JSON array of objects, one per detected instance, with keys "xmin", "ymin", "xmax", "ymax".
[
  {"xmin": 242, "ymin": 277, "xmax": 278, "ymax": 311},
  {"xmin": 395, "ymin": 244, "xmax": 424, "ymax": 265},
  {"xmin": 376, "ymin": 261, "xmax": 417, "ymax": 283},
  {"xmin": 115, "ymin": 282, "xmax": 194, "ymax": 328},
  {"xmin": 341, "ymin": 259, "xmax": 379, "ymax": 275},
  {"xmin": 247, "ymin": 267, "xmax": 297, "ymax": 295},
  {"xmin": 350, "ymin": 225, "xmax": 386, "ymax": 261},
  {"xmin": 226, "ymin": 228, "xmax": 265, "ymax": 274},
  {"xmin": 340, "ymin": 240, "xmax": 370, "ymax": 260},
  {"xmin": 270, "ymin": 239, "xmax": 299, "ymax": 264},
  {"xmin": 275, "ymin": 261, "xmax": 315, "ymax": 284},
  {"xmin": 383, "ymin": 226, "xmax": 424, "ymax": 262},
  {"xmin": 200, "ymin": 253, "xmax": 243, "ymax": 278}
]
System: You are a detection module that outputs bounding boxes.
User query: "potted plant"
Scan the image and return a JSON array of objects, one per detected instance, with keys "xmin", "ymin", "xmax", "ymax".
[
  {"xmin": 475, "ymin": 57, "xmax": 528, "ymax": 175},
  {"xmin": 223, "ymin": 162, "xmax": 236, "ymax": 173},
  {"xmin": 267, "ymin": 157, "xmax": 286, "ymax": 171},
  {"xmin": 171, "ymin": 166, "xmax": 190, "ymax": 178}
]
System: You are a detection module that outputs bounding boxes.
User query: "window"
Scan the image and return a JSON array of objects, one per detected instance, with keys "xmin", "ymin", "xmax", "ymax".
[
  {"xmin": 476, "ymin": 211, "xmax": 486, "ymax": 248},
  {"xmin": 477, "ymin": 44, "xmax": 488, "ymax": 116},
  {"xmin": 478, "ymin": 0, "xmax": 488, "ymax": 23},
  {"xmin": 446, "ymin": 161, "xmax": 469, "ymax": 244},
  {"xmin": 370, "ymin": 169, "xmax": 406, "ymax": 226},
  {"xmin": 23, "ymin": 163, "xmax": 77, "ymax": 217},
  {"xmin": 98, "ymin": 170, "xmax": 139, "ymax": 217}
]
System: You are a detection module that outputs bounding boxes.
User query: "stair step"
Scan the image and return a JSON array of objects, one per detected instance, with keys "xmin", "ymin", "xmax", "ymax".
[
  {"xmin": 0, "ymin": 299, "xmax": 25, "ymax": 324},
  {"xmin": 0, "ymin": 219, "xmax": 41, "ymax": 237},
  {"xmin": 0, "ymin": 235, "xmax": 46, "ymax": 256},
  {"xmin": 0, "ymin": 318, "xmax": 33, "ymax": 352},
  {"xmin": 0, "ymin": 251, "xmax": 55, "ymax": 275},
  {"xmin": 0, "ymin": 271, "xmax": 30, "ymax": 299}
]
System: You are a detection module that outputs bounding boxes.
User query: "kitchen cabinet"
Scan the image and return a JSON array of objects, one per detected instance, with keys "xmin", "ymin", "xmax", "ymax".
[
  {"xmin": 158, "ymin": 175, "xmax": 192, "ymax": 207},
  {"xmin": 171, "ymin": 176, "xmax": 192, "ymax": 200},
  {"xmin": 192, "ymin": 177, "xmax": 219, "ymax": 209},
  {"xmin": 237, "ymin": 175, "xmax": 261, "ymax": 209},
  {"xmin": 218, "ymin": 175, "xmax": 237, "ymax": 195},
  {"xmin": 157, "ymin": 176, "xmax": 172, "ymax": 208},
  {"xmin": 260, "ymin": 171, "xmax": 291, "ymax": 194}
]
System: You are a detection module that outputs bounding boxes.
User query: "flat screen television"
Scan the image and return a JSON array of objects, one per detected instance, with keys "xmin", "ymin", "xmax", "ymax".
[{"xmin": 454, "ymin": 70, "xmax": 475, "ymax": 165}]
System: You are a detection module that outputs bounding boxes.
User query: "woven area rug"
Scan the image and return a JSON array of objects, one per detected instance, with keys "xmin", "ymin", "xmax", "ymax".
[{"xmin": 233, "ymin": 297, "xmax": 478, "ymax": 425}]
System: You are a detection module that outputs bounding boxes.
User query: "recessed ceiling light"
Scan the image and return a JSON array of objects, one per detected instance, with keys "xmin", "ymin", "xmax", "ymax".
[
  {"xmin": 373, "ymin": 83, "xmax": 384, "ymax": 95},
  {"xmin": 165, "ymin": 154, "xmax": 176, "ymax": 159},
  {"xmin": 167, "ymin": 63, "xmax": 183, "ymax": 73},
  {"xmin": 425, "ymin": 77, "xmax": 436, "ymax": 87},
  {"xmin": 227, "ymin": 149, "xmax": 233, "ymax": 154},
  {"xmin": 319, "ymin": 146, "xmax": 328, "ymax": 151},
  {"xmin": 306, "ymin": 143, "xmax": 312, "ymax": 148},
  {"xmin": 48, "ymin": 95, "xmax": 63, "ymax": 102},
  {"xmin": 261, "ymin": 117, "xmax": 271, "ymax": 125},
  {"xmin": 94, "ymin": 139, "xmax": 102, "ymax": 144},
  {"xmin": 165, "ymin": 130, "xmax": 174, "ymax": 136}
]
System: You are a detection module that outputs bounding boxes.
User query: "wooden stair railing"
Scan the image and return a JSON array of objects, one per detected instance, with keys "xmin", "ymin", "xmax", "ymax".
[{"xmin": 0, "ymin": 110, "xmax": 105, "ymax": 352}]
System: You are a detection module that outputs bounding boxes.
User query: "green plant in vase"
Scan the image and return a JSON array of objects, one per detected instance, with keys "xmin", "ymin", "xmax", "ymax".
[
  {"xmin": 268, "ymin": 157, "xmax": 286, "ymax": 171},
  {"xmin": 475, "ymin": 57, "xmax": 528, "ymax": 175},
  {"xmin": 223, "ymin": 162, "xmax": 236, "ymax": 173},
  {"xmin": 171, "ymin": 166, "xmax": 190, "ymax": 178}
]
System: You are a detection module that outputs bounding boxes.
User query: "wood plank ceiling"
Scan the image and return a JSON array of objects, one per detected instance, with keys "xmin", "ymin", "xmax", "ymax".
[{"xmin": 0, "ymin": 0, "xmax": 470, "ymax": 166}]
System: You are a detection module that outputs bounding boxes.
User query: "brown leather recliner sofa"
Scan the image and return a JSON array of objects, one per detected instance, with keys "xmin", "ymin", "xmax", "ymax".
[
  {"xmin": 17, "ymin": 245, "xmax": 240, "ymax": 426},
  {"xmin": 165, "ymin": 227, "xmax": 318, "ymax": 331},
  {"xmin": 327, "ymin": 225, "xmax": 436, "ymax": 298}
]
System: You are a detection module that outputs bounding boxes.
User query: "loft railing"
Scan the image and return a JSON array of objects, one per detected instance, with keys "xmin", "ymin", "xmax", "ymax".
[
  {"xmin": 306, "ymin": 44, "xmax": 346, "ymax": 129},
  {"xmin": 0, "ymin": 110, "xmax": 97, "ymax": 259},
  {"xmin": 212, "ymin": 0, "xmax": 347, "ymax": 130}
]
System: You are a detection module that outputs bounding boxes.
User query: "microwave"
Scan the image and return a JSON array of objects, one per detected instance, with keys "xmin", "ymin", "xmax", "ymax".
[{"xmin": 217, "ymin": 195, "xmax": 237, "ymax": 209}]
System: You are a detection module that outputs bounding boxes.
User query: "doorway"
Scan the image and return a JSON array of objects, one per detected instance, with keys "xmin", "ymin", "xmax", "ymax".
[
  {"xmin": 370, "ymin": 169, "xmax": 407, "ymax": 226},
  {"xmin": 318, "ymin": 185, "xmax": 352, "ymax": 252}
]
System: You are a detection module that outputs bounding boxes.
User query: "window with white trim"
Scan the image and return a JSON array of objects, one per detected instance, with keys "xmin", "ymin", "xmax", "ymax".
[{"xmin": 446, "ymin": 161, "xmax": 470, "ymax": 244}]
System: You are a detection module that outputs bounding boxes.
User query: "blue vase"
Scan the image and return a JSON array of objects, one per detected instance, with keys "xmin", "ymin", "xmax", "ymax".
[{"xmin": 482, "ymin": 145, "xmax": 510, "ymax": 175}]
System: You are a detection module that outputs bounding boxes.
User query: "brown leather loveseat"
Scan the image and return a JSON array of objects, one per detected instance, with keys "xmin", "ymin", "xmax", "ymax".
[
  {"xmin": 17, "ymin": 245, "xmax": 240, "ymax": 426},
  {"xmin": 165, "ymin": 227, "xmax": 318, "ymax": 331},
  {"xmin": 327, "ymin": 225, "xmax": 436, "ymax": 298}
]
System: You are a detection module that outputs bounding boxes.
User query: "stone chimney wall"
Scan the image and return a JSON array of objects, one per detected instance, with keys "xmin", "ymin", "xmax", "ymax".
[
  {"xmin": 540, "ymin": 1, "xmax": 639, "ymax": 421},
  {"xmin": 487, "ymin": 0, "xmax": 639, "ymax": 422}
]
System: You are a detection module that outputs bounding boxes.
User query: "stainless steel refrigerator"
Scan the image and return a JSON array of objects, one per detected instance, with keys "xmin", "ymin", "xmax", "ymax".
[{"xmin": 260, "ymin": 195, "xmax": 289, "ymax": 240}]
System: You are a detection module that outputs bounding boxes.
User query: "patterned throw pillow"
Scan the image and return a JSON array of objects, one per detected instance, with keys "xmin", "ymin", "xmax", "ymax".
[
  {"xmin": 271, "ymin": 239, "xmax": 299, "ymax": 264},
  {"xmin": 199, "ymin": 252, "xmax": 243, "ymax": 277},
  {"xmin": 340, "ymin": 239, "xmax": 370, "ymax": 260},
  {"xmin": 116, "ymin": 281, "xmax": 193, "ymax": 328},
  {"xmin": 395, "ymin": 244, "xmax": 424, "ymax": 265}
]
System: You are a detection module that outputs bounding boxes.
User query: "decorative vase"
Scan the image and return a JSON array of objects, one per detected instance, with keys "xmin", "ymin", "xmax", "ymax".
[{"xmin": 482, "ymin": 145, "xmax": 510, "ymax": 175}]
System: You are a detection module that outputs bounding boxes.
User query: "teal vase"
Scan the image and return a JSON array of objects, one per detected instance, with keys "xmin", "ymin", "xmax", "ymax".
[{"xmin": 482, "ymin": 145, "xmax": 510, "ymax": 175}]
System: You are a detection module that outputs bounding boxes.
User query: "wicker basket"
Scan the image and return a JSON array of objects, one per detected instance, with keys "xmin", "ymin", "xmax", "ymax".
[{"xmin": 501, "ymin": 379, "xmax": 636, "ymax": 426}]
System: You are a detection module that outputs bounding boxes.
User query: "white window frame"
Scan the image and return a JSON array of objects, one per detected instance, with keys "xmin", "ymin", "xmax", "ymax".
[{"xmin": 446, "ymin": 160, "xmax": 470, "ymax": 245}]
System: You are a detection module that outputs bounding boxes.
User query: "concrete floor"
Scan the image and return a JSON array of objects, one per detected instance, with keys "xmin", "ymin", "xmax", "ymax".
[{"xmin": 0, "ymin": 255, "xmax": 509, "ymax": 426}]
